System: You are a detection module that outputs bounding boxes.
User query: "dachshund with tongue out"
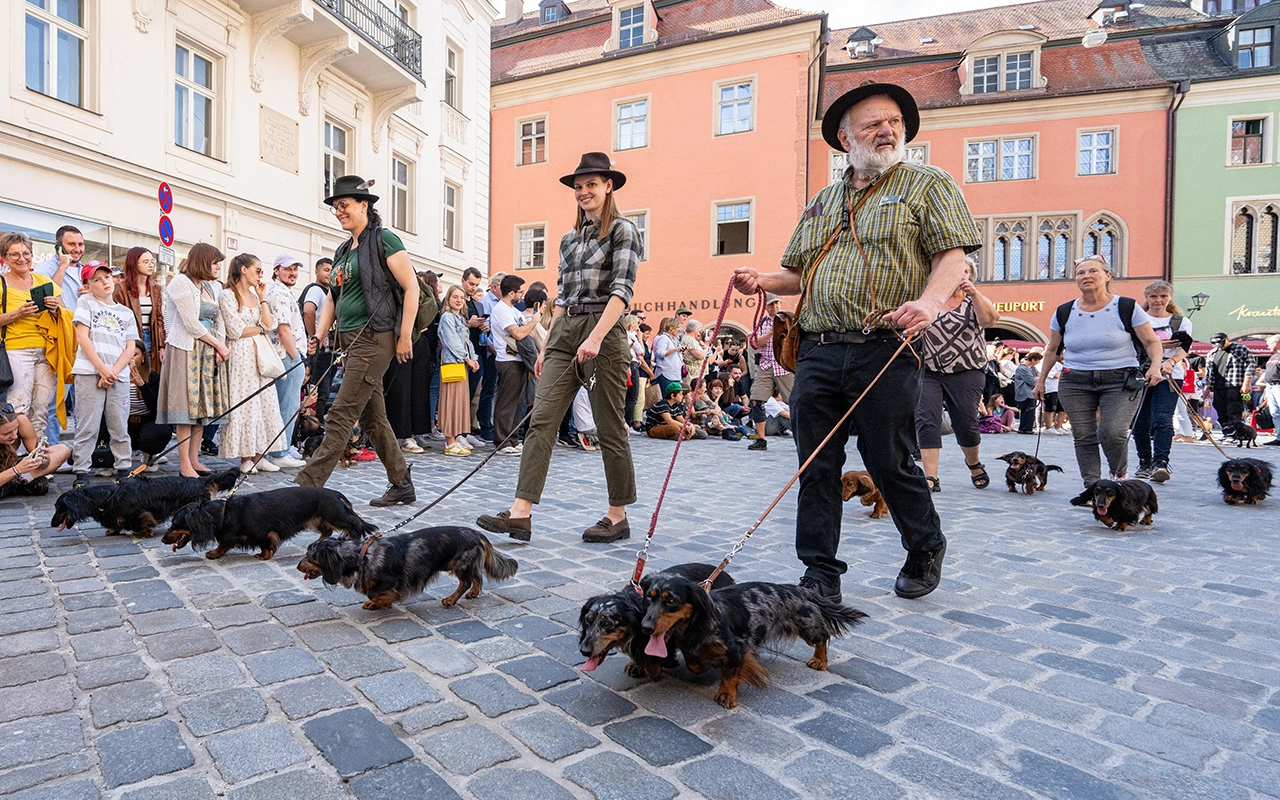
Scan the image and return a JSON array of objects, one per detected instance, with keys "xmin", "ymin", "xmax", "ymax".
[{"xmin": 1218, "ymin": 458, "xmax": 1273, "ymax": 505}]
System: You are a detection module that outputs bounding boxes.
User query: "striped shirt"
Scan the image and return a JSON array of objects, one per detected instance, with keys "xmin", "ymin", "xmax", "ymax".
[
  {"xmin": 555, "ymin": 217, "xmax": 642, "ymax": 308},
  {"xmin": 781, "ymin": 163, "xmax": 981, "ymax": 333}
]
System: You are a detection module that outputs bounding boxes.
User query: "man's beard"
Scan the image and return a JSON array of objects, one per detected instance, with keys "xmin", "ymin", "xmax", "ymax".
[{"xmin": 847, "ymin": 134, "xmax": 905, "ymax": 178}]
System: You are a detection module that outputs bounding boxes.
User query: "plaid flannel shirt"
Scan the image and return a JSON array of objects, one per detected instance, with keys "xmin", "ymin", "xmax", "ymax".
[
  {"xmin": 781, "ymin": 163, "xmax": 981, "ymax": 332},
  {"xmin": 1209, "ymin": 342, "xmax": 1254, "ymax": 388},
  {"xmin": 753, "ymin": 314, "xmax": 788, "ymax": 376},
  {"xmin": 555, "ymin": 217, "xmax": 642, "ymax": 308}
]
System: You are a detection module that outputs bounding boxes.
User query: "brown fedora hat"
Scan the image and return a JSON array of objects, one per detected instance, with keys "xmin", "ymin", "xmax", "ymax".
[
  {"xmin": 821, "ymin": 81, "xmax": 920, "ymax": 153},
  {"xmin": 559, "ymin": 152, "xmax": 627, "ymax": 190}
]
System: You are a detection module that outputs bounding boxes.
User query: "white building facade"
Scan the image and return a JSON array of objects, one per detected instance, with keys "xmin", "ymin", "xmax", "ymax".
[{"xmin": 2, "ymin": 0, "xmax": 496, "ymax": 284}]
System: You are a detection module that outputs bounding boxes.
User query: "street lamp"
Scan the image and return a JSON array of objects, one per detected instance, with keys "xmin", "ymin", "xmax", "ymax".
[{"xmin": 1189, "ymin": 292, "xmax": 1209, "ymax": 315}]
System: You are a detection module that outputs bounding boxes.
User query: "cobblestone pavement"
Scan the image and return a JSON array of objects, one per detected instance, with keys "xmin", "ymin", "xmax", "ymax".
[{"xmin": 3, "ymin": 429, "xmax": 1280, "ymax": 799}]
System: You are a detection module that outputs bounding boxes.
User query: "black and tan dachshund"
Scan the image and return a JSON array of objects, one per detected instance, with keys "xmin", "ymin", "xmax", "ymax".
[
  {"xmin": 1223, "ymin": 420, "xmax": 1259, "ymax": 449},
  {"xmin": 51, "ymin": 470, "xmax": 239, "ymax": 537},
  {"xmin": 578, "ymin": 563, "xmax": 735, "ymax": 679},
  {"xmin": 162, "ymin": 486, "xmax": 376, "ymax": 561},
  {"xmin": 639, "ymin": 575, "xmax": 866, "ymax": 708},
  {"xmin": 998, "ymin": 451, "xmax": 1064, "ymax": 495},
  {"xmin": 1089, "ymin": 479, "xmax": 1159, "ymax": 531},
  {"xmin": 297, "ymin": 526, "xmax": 518, "ymax": 610},
  {"xmin": 1218, "ymin": 458, "xmax": 1273, "ymax": 505}
]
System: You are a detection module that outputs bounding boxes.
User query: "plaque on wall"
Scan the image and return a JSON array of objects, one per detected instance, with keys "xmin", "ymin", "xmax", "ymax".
[{"xmin": 259, "ymin": 105, "xmax": 299, "ymax": 174}]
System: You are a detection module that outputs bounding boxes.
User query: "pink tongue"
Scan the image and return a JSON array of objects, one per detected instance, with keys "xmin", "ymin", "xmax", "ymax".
[
  {"xmin": 582, "ymin": 655, "xmax": 602, "ymax": 672},
  {"xmin": 645, "ymin": 633, "xmax": 668, "ymax": 658},
  {"xmin": 1232, "ymin": 481, "xmax": 1245, "ymax": 491}
]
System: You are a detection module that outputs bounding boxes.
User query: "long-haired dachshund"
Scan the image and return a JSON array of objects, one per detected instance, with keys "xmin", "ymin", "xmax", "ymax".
[
  {"xmin": 840, "ymin": 470, "xmax": 888, "ymax": 518},
  {"xmin": 297, "ymin": 526, "xmax": 518, "ymax": 610},
  {"xmin": 1218, "ymin": 457, "xmax": 1273, "ymax": 505},
  {"xmin": 161, "ymin": 486, "xmax": 376, "ymax": 561},
  {"xmin": 578, "ymin": 563, "xmax": 735, "ymax": 679},
  {"xmin": 1089, "ymin": 479, "xmax": 1158, "ymax": 531},
  {"xmin": 998, "ymin": 451, "xmax": 1064, "ymax": 495},
  {"xmin": 51, "ymin": 470, "xmax": 239, "ymax": 537},
  {"xmin": 640, "ymin": 575, "xmax": 867, "ymax": 708},
  {"xmin": 1223, "ymin": 420, "xmax": 1258, "ymax": 448}
]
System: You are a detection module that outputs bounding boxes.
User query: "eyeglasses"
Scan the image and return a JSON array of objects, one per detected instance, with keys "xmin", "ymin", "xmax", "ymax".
[{"xmin": 4, "ymin": 252, "xmax": 32, "ymax": 261}]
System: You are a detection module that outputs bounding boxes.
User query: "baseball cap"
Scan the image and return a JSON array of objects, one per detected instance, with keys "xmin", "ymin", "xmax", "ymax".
[
  {"xmin": 765, "ymin": 293, "xmax": 781, "ymax": 304},
  {"xmin": 664, "ymin": 381, "xmax": 685, "ymax": 396},
  {"xmin": 1211, "ymin": 332, "xmax": 1228, "ymax": 344},
  {"xmin": 79, "ymin": 261, "xmax": 116, "ymax": 282},
  {"xmin": 273, "ymin": 253, "xmax": 303, "ymax": 270},
  {"xmin": 676, "ymin": 306, "xmax": 692, "ymax": 315}
]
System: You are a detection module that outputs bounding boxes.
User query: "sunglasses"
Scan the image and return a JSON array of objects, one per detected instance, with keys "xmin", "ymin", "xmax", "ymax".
[{"xmin": 1073, "ymin": 255, "xmax": 1109, "ymax": 268}]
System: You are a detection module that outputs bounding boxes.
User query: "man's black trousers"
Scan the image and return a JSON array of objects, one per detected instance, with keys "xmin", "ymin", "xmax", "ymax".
[{"xmin": 790, "ymin": 336, "xmax": 945, "ymax": 588}]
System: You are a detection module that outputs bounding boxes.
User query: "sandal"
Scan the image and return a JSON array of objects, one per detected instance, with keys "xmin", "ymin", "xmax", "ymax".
[
  {"xmin": 967, "ymin": 462, "xmax": 990, "ymax": 489},
  {"xmin": 926, "ymin": 476, "xmax": 941, "ymax": 493}
]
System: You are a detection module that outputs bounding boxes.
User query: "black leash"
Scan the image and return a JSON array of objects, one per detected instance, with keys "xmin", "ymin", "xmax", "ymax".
[{"xmin": 1032, "ymin": 399, "xmax": 1044, "ymax": 461}]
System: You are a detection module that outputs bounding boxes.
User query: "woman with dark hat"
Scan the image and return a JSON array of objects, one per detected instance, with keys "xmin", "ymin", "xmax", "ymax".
[
  {"xmin": 295, "ymin": 175, "xmax": 420, "ymax": 506},
  {"xmin": 477, "ymin": 152, "xmax": 642, "ymax": 544}
]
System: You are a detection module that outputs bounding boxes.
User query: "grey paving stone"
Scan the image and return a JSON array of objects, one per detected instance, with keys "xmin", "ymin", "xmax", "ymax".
[
  {"xmin": 355, "ymin": 671, "xmax": 443, "ymax": 713},
  {"xmin": 437, "ymin": 619, "xmax": 500, "ymax": 643},
  {"xmin": 827, "ymin": 655, "xmax": 917, "ymax": 693},
  {"xmin": 957, "ymin": 649, "xmax": 1043, "ymax": 682},
  {"xmin": 0, "ymin": 714, "xmax": 84, "ymax": 770},
  {"xmin": 627, "ymin": 681, "xmax": 726, "ymax": 726},
  {"xmin": 1050, "ymin": 622, "xmax": 1127, "ymax": 645},
  {"xmin": 0, "ymin": 753, "xmax": 91, "ymax": 796},
  {"xmin": 471, "ymin": 636, "xmax": 535, "ymax": 662},
  {"xmin": 69, "ymin": 629, "xmax": 135, "ymax": 661},
  {"xmin": 943, "ymin": 609, "xmax": 1010, "ymax": 629},
  {"xmin": 796, "ymin": 711, "xmax": 894, "ymax": 758},
  {"xmin": 274, "ymin": 675, "xmax": 358, "ymax": 719},
  {"xmin": 1095, "ymin": 715, "xmax": 1217, "ymax": 769},
  {"xmin": 700, "ymin": 713, "xmax": 803, "ymax": 758},
  {"xmin": 1132, "ymin": 675, "xmax": 1248, "ymax": 718},
  {"xmin": 1034, "ymin": 652, "xmax": 1127, "ymax": 684},
  {"xmin": 907, "ymin": 686, "xmax": 1003, "ymax": 725},
  {"xmin": 76, "ymin": 653, "xmax": 149, "ymax": 689},
  {"xmin": 178, "ymin": 687, "xmax": 267, "ymax": 736},
  {"xmin": 807, "ymin": 682, "xmax": 908, "ymax": 725},
  {"xmin": 1005, "ymin": 719, "xmax": 1114, "ymax": 768},
  {"xmin": 564, "ymin": 751, "xmax": 679, "ymax": 800},
  {"xmin": 1029, "ymin": 602, "xmax": 1091, "ymax": 622},
  {"xmin": 679, "ymin": 754, "xmax": 797, "ymax": 800},
  {"xmin": 497, "ymin": 654, "xmax": 581, "ymax": 691},
  {"xmin": 206, "ymin": 723, "xmax": 309, "ymax": 783},
  {"xmin": 448, "ymin": 672, "xmax": 538, "ymax": 717},
  {"xmin": 165, "ymin": 652, "xmax": 248, "ymax": 696},
  {"xmin": 296, "ymin": 621, "xmax": 369, "ymax": 650},
  {"xmin": 318, "ymin": 645, "xmax": 403, "ymax": 679},
  {"xmin": 120, "ymin": 776, "xmax": 217, "ymax": 800},
  {"xmin": 1110, "ymin": 754, "xmax": 1251, "ymax": 800},
  {"xmin": 399, "ymin": 701, "xmax": 469, "ymax": 733},
  {"xmin": 419, "ymin": 723, "xmax": 519, "ymax": 775},
  {"xmin": 1256, "ymin": 706, "xmax": 1280, "ymax": 734},
  {"xmin": 503, "ymin": 709, "xmax": 600, "ymax": 761},
  {"xmin": 128, "ymin": 609, "xmax": 201, "ymax": 636},
  {"xmin": 900, "ymin": 713, "xmax": 998, "ymax": 764},
  {"xmin": 0, "ymin": 608, "xmax": 55, "ymax": 635},
  {"xmin": 0, "ymin": 676, "xmax": 73, "ymax": 723},
  {"xmin": 1007, "ymin": 749, "xmax": 1136, "ymax": 800},
  {"xmin": 121, "ymin": 592, "xmax": 184, "ymax": 614},
  {"xmin": 735, "ymin": 684, "xmax": 814, "ymax": 718},
  {"xmin": 7, "ymin": 780, "xmax": 100, "ymax": 800},
  {"xmin": 469, "ymin": 768, "xmax": 574, "ymax": 800},
  {"xmin": 271, "ymin": 600, "xmax": 341, "ymax": 626},
  {"xmin": 352, "ymin": 762, "xmax": 462, "ymax": 800},
  {"xmin": 202, "ymin": 604, "xmax": 271, "ymax": 630},
  {"xmin": 368, "ymin": 618, "xmax": 430, "ymax": 643},
  {"xmin": 226, "ymin": 770, "xmax": 354, "ymax": 800},
  {"xmin": 1044, "ymin": 675, "xmax": 1148, "ymax": 716},
  {"xmin": 259, "ymin": 590, "xmax": 313, "ymax": 608},
  {"xmin": 782, "ymin": 750, "xmax": 899, "ymax": 800},
  {"xmin": 98, "ymin": 719, "xmax": 194, "ymax": 788},
  {"xmin": 889, "ymin": 748, "xmax": 1034, "ymax": 800},
  {"xmin": 1175, "ymin": 667, "xmax": 1267, "ymax": 701},
  {"xmin": 495, "ymin": 615, "xmax": 566, "ymax": 641},
  {"xmin": 143, "ymin": 627, "xmax": 221, "ymax": 661},
  {"xmin": 1149, "ymin": 702, "xmax": 1255, "ymax": 748},
  {"xmin": 603, "ymin": 715, "xmax": 713, "ymax": 766},
  {"xmin": 545, "ymin": 679, "xmax": 637, "ymax": 725},
  {"xmin": 243, "ymin": 648, "xmax": 324, "ymax": 685},
  {"xmin": 0, "ymin": 652, "xmax": 67, "ymax": 688},
  {"xmin": 89, "ymin": 680, "xmax": 166, "ymax": 727},
  {"xmin": 401, "ymin": 640, "xmax": 477, "ymax": 677},
  {"xmin": 221, "ymin": 623, "xmax": 294, "ymax": 656},
  {"xmin": 302, "ymin": 708, "xmax": 415, "ymax": 777}
]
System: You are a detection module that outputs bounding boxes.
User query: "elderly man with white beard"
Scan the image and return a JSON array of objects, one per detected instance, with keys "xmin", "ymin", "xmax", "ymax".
[{"xmin": 733, "ymin": 82, "xmax": 981, "ymax": 603}]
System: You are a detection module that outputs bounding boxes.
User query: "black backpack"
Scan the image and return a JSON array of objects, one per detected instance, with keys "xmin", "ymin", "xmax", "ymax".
[
  {"xmin": 333, "ymin": 231, "xmax": 435, "ymax": 343},
  {"xmin": 296, "ymin": 283, "xmax": 327, "ymax": 318},
  {"xmin": 1054, "ymin": 297, "xmax": 1178, "ymax": 369}
]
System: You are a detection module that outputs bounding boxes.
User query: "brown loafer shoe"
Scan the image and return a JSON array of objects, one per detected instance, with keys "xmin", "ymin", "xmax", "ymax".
[
  {"xmin": 477, "ymin": 510, "xmax": 532, "ymax": 542},
  {"xmin": 583, "ymin": 517, "xmax": 630, "ymax": 544}
]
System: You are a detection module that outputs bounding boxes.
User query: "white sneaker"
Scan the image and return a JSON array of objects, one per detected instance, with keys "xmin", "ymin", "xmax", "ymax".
[
  {"xmin": 427, "ymin": 431, "xmax": 446, "ymax": 441},
  {"xmin": 287, "ymin": 446, "xmax": 306, "ymax": 461},
  {"xmin": 157, "ymin": 455, "xmax": 169, "ymax": 464},
  {"xmin": 497, "ymin": 445, "xmax": 520, "ymax": 455},
  {"xmin": 256, "ymin": 459, "xmax": 281, "ymax": 473},
  {"xmin": 239, "ymin": 461, "xmax": 258, "ymax": 475},
  {"xmin": 468, "ymin": 435, "xmax": 493, "ymax": 450},
  {"xmin": 401, "ymin": 438, "xmax": 425, "ymax": 454},
  {"xmin": 271, "ymin": 456, "xmax": 306, "ymax": 469}
]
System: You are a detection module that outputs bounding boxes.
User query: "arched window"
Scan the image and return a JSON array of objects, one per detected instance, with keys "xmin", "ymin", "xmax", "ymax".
[
  {"xmin": 1010, "ymin": 233, "xmax": 1024, "ymax": 280},
  {"xmin": 1233, "ymin": 209, "xmax": 1254, "ymax": 275},
  {"xmin": 1055, "ymin": 233, "xmax": 1070, "ymax": 279},
  {"xmin": 1083, "ymin": 216, "xmax": 1121, "ymax": 275},
  {"xmin": 1261, "ymin": 206, "xmax": 1278, "ymax": 274},
  {"xmin": 1036, "ymin": 219, "xmax": 1073, "ymax": 279},
  {"xmin": 1038, "ymin": 230, "xmax": 1051, "ymax": 279},
  {"xmin": 993, "ymin": 224, "xmax": 1009, "ymax": 280}
]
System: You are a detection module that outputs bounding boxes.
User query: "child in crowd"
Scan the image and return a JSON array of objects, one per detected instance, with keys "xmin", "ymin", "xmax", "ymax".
[
  {"xmin": 644, "ymin": 382, "xmax": 707, "ymax": 440},
  {"xmin": 979, "ymin": 393, "xmax": 1016, "ymax": 434},
  {"xmin": 71, "ymin": 262, "xmax": 139, "ymax": 487}
]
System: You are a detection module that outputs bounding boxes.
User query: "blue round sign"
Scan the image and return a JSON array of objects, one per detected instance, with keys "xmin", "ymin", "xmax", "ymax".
[
  {"xmin": 158, "ymin": 215, "xmax": 174, "ymax": 247},
  {"xmin": 158, "ymin": 182, "xmax": 174, "ymax": 214}
]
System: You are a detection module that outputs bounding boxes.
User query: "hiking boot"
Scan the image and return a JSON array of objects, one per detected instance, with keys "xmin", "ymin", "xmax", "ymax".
[
  {"xmin": 370, "ymin": 466, "xmax": 415, "ymax": 507},
  {"xmin": 798, "ymin": 575, "xmax": 843, "ymax": 605},
  {"xmin": 748, "ymin": 438, "xmax": 767, "ymax": 451},
  {"xmin": 583, "ymin": 517, "xmax": 630, "ymax": 544},
  {"xmin": 476, "ymin": 511, "xmax": 532, "ymax": 542},
  {"xmin": 1134, "ymin": 460, "xmax": 1152, "ymax": 480},
  {"xmin": 895, "ymin": 539, "xmax": 946, "ymax": 599},
  {"xmin": 1150, "ymin": 459, "xmax": 1171, "ymax": 483}
]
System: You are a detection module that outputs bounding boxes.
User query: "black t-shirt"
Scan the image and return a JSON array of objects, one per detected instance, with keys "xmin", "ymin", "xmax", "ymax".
[{"xmin": 465, "ymin": 297, "xmax": 483, "ymax": 347}]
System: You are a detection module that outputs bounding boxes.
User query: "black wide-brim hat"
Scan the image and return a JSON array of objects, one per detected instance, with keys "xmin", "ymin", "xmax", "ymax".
[
  {"xmin": 560, "ymin": 152, "xmax": 627, "ymax": 190},
  {"xmin": 821, "ymin": 82, "xmax": 920, "ymax": 153},
  {"xmin": 324, "ymin": 175, "xmax": 379, "ymax": 206}
]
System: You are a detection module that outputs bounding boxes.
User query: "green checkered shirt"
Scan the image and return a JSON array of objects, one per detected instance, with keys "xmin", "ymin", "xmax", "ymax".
[{"xmin": 781, "ymin": 163, "xmax": 981, "ymax": 333}]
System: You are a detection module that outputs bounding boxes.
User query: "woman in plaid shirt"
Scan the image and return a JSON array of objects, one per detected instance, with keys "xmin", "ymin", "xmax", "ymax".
[{"xmin": 478, "ymin": 152, "xmax": 642, "ymax": 545}]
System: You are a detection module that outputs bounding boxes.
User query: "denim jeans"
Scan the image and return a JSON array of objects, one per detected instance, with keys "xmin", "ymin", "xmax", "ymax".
[
  {"xmin": 1057, "ymin": 368, "xmax": 1142, "ymax": 486},
  {"xmin": 1132, "ymin": 379, "xmax": 1177, "ymax": 463},
  {"xmin": 790, "ymin": 337, "xmax": 944, "ymax": 588},
  {"xmin": 270, "ymin": 353, "xmax": 306, "ymax": 457},
  {"xmin": 477, "ymin": 348, "xmax": 498, "ymax": 439}
]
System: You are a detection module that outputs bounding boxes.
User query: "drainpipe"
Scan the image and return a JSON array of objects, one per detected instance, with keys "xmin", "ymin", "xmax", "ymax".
[
  {"xmin": 804, "ymin": 25, "xmax": 830, "ymax": 203},
  {"xmin": 1163, "ymin": 79, "xmax": 1189, "ymax": 284}
]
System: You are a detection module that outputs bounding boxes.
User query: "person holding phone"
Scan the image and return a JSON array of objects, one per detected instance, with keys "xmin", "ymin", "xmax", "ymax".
[
  {"xmin": 0, "ymin": 233, "xmax": 70, "ymax": 422},
  {"xmin": 0, "ymin": 404, "xmax": 71, "ymax": 498}
]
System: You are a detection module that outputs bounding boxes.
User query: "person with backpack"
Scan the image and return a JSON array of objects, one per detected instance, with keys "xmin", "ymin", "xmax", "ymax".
[
  {"xmin": 1132, "ymin": 281, "xmax": 1193, "ymax": 482},
  {"xmin": 295, "ymin": 175, "xmax": 421, "ymax": 506},
  {"xmin": 1034, "ymin": 254, "xmax": 1164, "ymax": 505}
]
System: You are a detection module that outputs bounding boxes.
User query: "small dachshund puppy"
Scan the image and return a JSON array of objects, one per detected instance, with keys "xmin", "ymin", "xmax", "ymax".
[
  {"xmin": 51, "ymin": 470, "xmax": 239, "ymax": 537},
  {"xmin": 1089, "ymin": 479, "xmax": 1159, "ymax": 531},
  {"xmin": 1218, "ymin": 457, "xmax": 1273, "ymax": 505},
  {"xmin": 162, "ymin": 486, "xmax": 376, "ymax": 560},
  {"xmin": 998, "ymin": 451, "xmax": 1064, "ymax": 495},
  {"xmin": 297, "ymin": 526, "xmax": 518, "ymax": 610},
  {"xmin": 578, "ymin": 563, "xmax": 735, "ymax": 679},
  {"xmin": 841, "ymin": 470, "xmax": 888, "ymax": 518},
  {"xmin": 1223, "ymin": 420, "xmax": 1258, "ymax": 448},
  {"xmin": 640, "ymin": 575, "xmax": 866, "ymax": 709}
]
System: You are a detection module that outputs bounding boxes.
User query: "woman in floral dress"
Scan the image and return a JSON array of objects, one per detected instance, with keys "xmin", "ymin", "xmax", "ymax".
[{"xmin": 218, "ymin": 254, "xmax": 285, "ymax": 474}]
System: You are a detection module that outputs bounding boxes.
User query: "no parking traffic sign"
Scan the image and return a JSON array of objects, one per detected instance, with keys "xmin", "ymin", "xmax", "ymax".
[
  {"xmin": 158, "ymin": 182, "xmax": 174, "ymax": 214},
  {"xmin": 159, "ymin": 215, "xmax": 175, "ymax": 247}
]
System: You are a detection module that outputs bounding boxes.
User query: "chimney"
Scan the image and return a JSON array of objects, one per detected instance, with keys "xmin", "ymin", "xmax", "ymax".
[{"xmin": 505, "ymin": 0, "xmax": 523, "ymax": 25}]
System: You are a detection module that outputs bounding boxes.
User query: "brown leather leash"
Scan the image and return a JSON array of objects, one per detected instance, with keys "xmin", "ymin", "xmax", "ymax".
[{"xmin": 1165, "ymin": 375, "xmax": 1233, "ymax": 460}]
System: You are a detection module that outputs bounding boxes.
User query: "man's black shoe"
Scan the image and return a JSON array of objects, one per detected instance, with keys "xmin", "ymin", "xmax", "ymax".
[
  {"xmin": 200, "ymin": 441, "xmax": 218, "ymax": 456},
  {"xmin": 1069, "ymin": 487, "xmax": 1093, "ymax": 507},
  {"xmin": 748, "ymin": 438, "xmax": 767, "ymax": 451},
  {"xmin": 1264, "ymin": 438, "xmax": 1280, "ymax": 446},
  {"xmin": 799, "ymin": 575, "xmax": 842, "ymax": 605},
  {"xmin": 72, "ymin": 474, "xmax": 88, "ymax": 491},
  {"xmin": 895, "ymin": 539, "xmax": 946, "ymax": 599}
]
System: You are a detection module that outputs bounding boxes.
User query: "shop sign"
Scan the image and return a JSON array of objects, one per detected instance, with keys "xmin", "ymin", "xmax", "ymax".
[
  {"xmin": 632, "ymin": 296, "xmax": 760, "ymax": 314},
  {"xmin": 1230, "ymin": 304, "xmax": 1280, "ymax": 320},
  {"xmin": 993, "ymin": 301, "xmax": 1045, "ymax": 313}
]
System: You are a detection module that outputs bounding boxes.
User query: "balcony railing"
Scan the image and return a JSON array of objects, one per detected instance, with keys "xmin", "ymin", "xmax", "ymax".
[
  {"xmin": 441, "ymin": 101, "xmax": 469, "ymax": 147},
  {"xmin": 315, "ymin": 0, "xmax": 422, "ymax": 80}
]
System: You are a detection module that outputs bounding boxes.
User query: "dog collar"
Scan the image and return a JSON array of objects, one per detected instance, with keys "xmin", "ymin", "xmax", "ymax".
[{"xmin": 359, "ymin": 531, "xmax": 382, "ymax": 560}]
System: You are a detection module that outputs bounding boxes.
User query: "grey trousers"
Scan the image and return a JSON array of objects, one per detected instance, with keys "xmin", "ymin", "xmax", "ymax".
[
  {"xmin": 1057, "ymin": 368, "xmax": 1142, "ymax": 486},
  {"xmin": 72, "ymin": 374, "xmax": 131, "ymax": 471}
]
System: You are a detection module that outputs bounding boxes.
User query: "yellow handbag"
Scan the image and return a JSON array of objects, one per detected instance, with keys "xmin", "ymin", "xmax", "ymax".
[{"xmin": 440, "ymin": 362, "xmax": 467, "ymax": 383}]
